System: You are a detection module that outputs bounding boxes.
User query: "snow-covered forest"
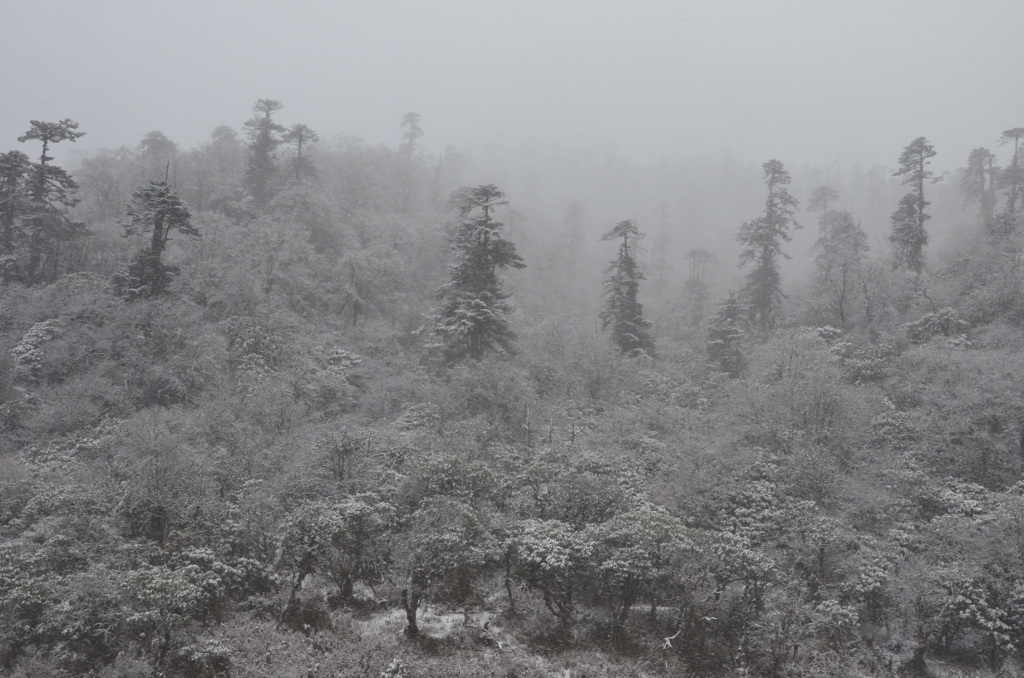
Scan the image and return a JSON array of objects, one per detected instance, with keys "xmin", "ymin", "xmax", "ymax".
[
  {"xmin": 3, "ymin": 2, "xmax": 1024, "ymax": 676},
  {"xmin": 2, "ymin": 97, "xmax": 1023, "ymax": 678}
]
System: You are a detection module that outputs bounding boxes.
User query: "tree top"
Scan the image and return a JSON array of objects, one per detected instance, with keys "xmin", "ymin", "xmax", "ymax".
[{"xmin": 601, "ymin": 219, "xmax": 643, "ymax": 242}]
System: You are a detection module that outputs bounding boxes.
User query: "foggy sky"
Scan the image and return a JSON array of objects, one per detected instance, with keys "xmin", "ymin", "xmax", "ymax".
[{"xmin": 2, "ymin": 0, "xmax": 1022, "ymax": 172}]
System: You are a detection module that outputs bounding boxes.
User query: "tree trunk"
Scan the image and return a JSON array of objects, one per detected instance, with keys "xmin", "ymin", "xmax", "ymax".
[{"xmin": 401, "ymin": 588, "xmax": 421, "ymax": 638}]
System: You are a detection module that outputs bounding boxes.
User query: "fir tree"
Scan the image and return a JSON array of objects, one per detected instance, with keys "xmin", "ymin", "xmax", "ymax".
[
  {"xmin": 961, "ymin": 148, "xmax": 998, "ymax": 234},
  {"xmin": 282, "ymin": 123, "xmax": 319, "ymax": 183},
  {"xmin": 399, "ymin": 112, "xmax": 423, "ymax": 159},
  {"xmin": 600, "ymin": 219, "xmax": 655, "ymax": 357},
  {"xmin": 398, "ymin": 113, "xmax": 423, "ymax": 212},
  {"xmin": 890, "ymin": 136, "xmax": 936, "ymax": 274},
  {"xmin": 0, "ymin": 151, "xmax": 31, "ymax": 281},
  {"xmin": 428, "ymin": 185, "xmax": 525, "ymax": 362},
  {"xmin": 243, "ymin": 99, "xmax": 285, "ymax": 207},
  {"xmin": 737, "ymin": 159, "xmax": 799, "ymax": 332},
  {"xmin": 114, "ymin": 181, "xmax": 199, "ymax": 299},
  {"xmin": 707, "ymin": 291, "xmax": 746, "ymax": 377},
  {"xmin": 995, "ymin": 127, "xmax": 1024, "ymax": 239},
  {"xmin": 17, "ymin": 119, "xmax": 87, "ymax": 284}
]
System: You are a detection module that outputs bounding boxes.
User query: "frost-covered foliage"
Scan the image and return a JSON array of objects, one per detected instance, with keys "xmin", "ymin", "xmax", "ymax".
[
  {"xmin": 9, "ymin": 318, "xmax": 64, "ymax": 381},
  {"xmin": 904, "ymin": 306, "xmax": 970, "ymax": 344},
  {"xmin": 6, "ymin": 108, "xmax": 1024, "ymax": 678},
  {"xmin": 426, "ymin": 185, "xmax": 525, "ymax": 362}
]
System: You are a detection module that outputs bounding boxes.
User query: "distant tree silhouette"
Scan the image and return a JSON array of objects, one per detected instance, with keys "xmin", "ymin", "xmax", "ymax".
[
  {"xmin": 738, "ymin": 159, "xmax": 799, "ymax": 332},
  {"xmin": 243, "ymin": 99, "xmax": 285, "ymax": 207},
  {"xmin": 600, "ymin": 219, "xmax": 655, "ymax": 357},
  {"xmin": 890, "ymin": 137, "xmax": 936, "ymax": 274}
]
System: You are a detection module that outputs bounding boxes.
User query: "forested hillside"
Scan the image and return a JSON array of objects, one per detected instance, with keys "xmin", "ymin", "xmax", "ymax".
[{"xmin": 2, "ymin": 103, "xmax": 1024, "ymax": 678}]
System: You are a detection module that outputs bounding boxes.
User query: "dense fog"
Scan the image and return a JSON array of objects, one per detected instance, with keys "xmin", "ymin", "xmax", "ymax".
[{"xmin": 3, "ymin": 2, "xmax": 1024, "ymax": 677}]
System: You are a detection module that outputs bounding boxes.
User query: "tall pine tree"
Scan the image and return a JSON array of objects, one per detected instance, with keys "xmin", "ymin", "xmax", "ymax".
[
  {"xmin": 707, "ymin": 291, "xmax": 746, "ymax": 377},
  {"xmin": 737, "ymin": 159, "xmax": 799, "ymax": 332},
  {"xmin": 961, "ymin": 148, "xmax": 998, "ymax": 234},
  {"xmin": 0, "ymin": 151, "xmax": 31, "ymax": 281},
  {"xmin": 114, "ymin": 181, "xmax": 199, "ymax": 299},
  {"xmin": 995, "ymin": 127, "xmax": 1024, "ymax": 239},
  {"xmin": 600, "ymin": 220, "xmax": 655, "ymax": 357},
  {"xmin": 890, "ymin": 137, "xmax": 936, "ymax": 274},
  {"xmin": 17, "ymin": 119, "xmax": 87, "ymax": 283},
  {"xmin": 427, "ymin": 185, "xmax": 525, "ymax": 362},
  {"xmin": 243, "ymin": 99, "xmax": 285, "ymax": 207}
]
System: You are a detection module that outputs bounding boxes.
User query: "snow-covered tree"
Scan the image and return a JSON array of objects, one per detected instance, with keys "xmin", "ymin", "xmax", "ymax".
[
  {"xmin": 243, "ymin": 99, "xmax": 285, "ymax": 207},
  {"xmin": 282, "ymin": 123, "xmax": 318, "ymax": 183},
  {"xmin": 0, "ymin": 151, "xmax": 31, "ymax": 279},
  {"xmin": 738, "ymin": 159, "xmax": 799, "ymax": 332},
  {"xmin": 995, "ymin": 127, "xmax": 1024, "ymax": 239},
  {"xmin": 707, "ymin": 291, "xmax": 746, "ymax": 377},
  {"xmin": 114, "ymin": 181, "xmax": 199, "ymax": 299},
  {"xmin": 890, "ymin": 136, "xmax": 936, "ymax": 274},
  {"xmin": 427, "ymin": 184, "xmax": 525, "ymax": 362},
  {"xmin": 17, "ymin": 119, "xmax": 87, "ymax": 283},
  {"xmin": 961, "ymin": 148, "xmax": 998, "ymax": 234},
  {"xmin": 813, "ymin": 209, "xmax": 868, "ymax": 329},
  {"xmin": 600, "ymin": 219, "xmax": 655, "ymax": 357}
]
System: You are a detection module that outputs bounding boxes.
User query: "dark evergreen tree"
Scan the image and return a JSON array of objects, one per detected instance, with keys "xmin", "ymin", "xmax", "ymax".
[
  {"xmin": 282, "ymin": 123, "xmax": 318, "ymax": 183},
  {"xmin": 737, "ymin": 159, "xmax": 799, "ymax": 332},
  {"xmin": 399, "ymin": 112, "xmax": 423, "ymax": 159},
  {"xmin": 17, "ymin": 119, "xmax": 87, "ymax": 284},
  {"xmin": 890, "ymin": 136, "xmax": 936, "ymax": 274},
  {"xmin": 0, "ymin": 151, "xmax": 31, "ymax": 281},
  {"xmin": 995, "ymin": 127, "xmax": 1024, "ymax": 238},
  {"xmin": 961, "ymin": 148, "xmax": 998, "ymax": 234},
  {"xmin": 706, "ymin": 291, "xmax": 746, "ymax": 377},
  {"xmin": 398, "ymin": 113, "xmax": 424, "ymax": 213},
  {"xmin": 427, "ymin": 185, "xmax": 525, "ymax": 362},
  {"xmin": 243, "ymin": 99, "xmax": 285, "ymax": 207},
  {"xmin": 113, "ymin": 181, "xmax": 198, "ymax": 299},
  {"xmin": 600, "ymin": 219, "xmax": 655, "ymax": 357}
]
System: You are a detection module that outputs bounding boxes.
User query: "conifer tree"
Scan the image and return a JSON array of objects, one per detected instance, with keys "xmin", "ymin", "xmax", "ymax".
[
  {"xmin": 995, "ymin": 127, "xmax": 1024, "ymax": 238},
  {"xmin": 428, "ymin": 185, "xmax": 525, "ymax": 362},
  {"xmin": 600, "ymin": 219, "xmax": 655, "ymax": 357},
  {"xmin": 243, "ymin": 99, "xmax": 285, "ymax": 207},
  {"xmin": 114, "ymin": 181, "xmax": 199, "ymax": 299},
  {"xmin": 17, "ymin": 119, "xmax": 87, "ymax": 284},
  {"xmin": 707, "ymin": 291, "xmax": 746, "ymax": 377},
  {"xmin": 0, "ymin": 151, "xmax": 31, "ymax": 280},
  {"xmin": 399, "ymin": 112, "xmax": 423, "ymax": 159},
  {"xmin": 282, "ymin": 123, "xmax": 318, "ymax": 183},
  {"xmin": 737, "ymin": 159, "xmax": 799, "ymax": 332},
  {"xmin": 961, "ymin": 148, "xmax": 998, "ymax": 234},
  {"xmin": 890, "ymin": 137, "xmax": 936, "ymax": 274}
]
